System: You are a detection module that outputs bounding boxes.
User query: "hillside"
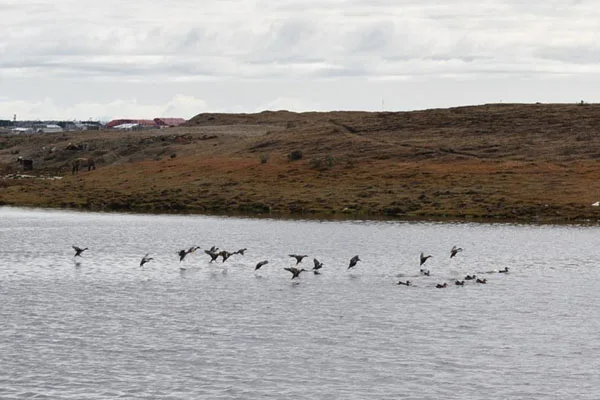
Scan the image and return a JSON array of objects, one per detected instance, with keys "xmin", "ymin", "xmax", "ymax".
[{"xmin": 2, "ymin": 103, "xmax": 600, "ymax": 223}]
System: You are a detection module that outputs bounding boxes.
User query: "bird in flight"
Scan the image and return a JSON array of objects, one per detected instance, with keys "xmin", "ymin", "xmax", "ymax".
[
  {"xmin": 313, "ymin": 258, "xmax": 324, "ymax": 274},
  {"xmin": 289, "ymin": 254, "xmax": 308, "ymax": 265},
  {"xmin": 140, "ymin": 253, "xmax": 153, "ymax": 267},
  {"xmin": 284, "ymin": 267, "xmax": 307, "ymax": 279},
  {"xmin": 255, "ymin": 260, "xmax": 269, "ymax": 271},
  {"xmin": 450, "ymin": 246, "xmax": 463, "ymax": 258},
  {"xmin": 348, "ymin": 255, "xmax": 361, "ymax": 269},
  {"xmin": 72, "ymin": 245, "xmax": 88, "ymax": 257},
  {"xmin": 420, "ymin": 252, "xmax": 432, "ymax": 266}
]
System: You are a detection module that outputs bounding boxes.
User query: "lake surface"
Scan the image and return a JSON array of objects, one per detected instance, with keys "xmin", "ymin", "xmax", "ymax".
[{"xmin": 1, "ymin": 207, "xmax": 599, "ymax": 399}]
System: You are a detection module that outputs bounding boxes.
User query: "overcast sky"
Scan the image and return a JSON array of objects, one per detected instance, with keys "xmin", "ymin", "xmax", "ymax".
[{"xmin": 1, "ymin": 0, "xmax": 598, "ymax": 121}]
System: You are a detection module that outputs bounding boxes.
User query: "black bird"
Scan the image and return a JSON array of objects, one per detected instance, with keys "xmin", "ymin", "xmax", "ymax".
[
  {"xmin": 234, "ymin": 248, "xmax": 248, "ymax": 256},
  {"xmin": 455, "ymin": 280, "xmax": 465, "ymax": 286},
  {"xmin": 255, "ymin": 260, "xmax": 269, "ymax": 271},
  {"xmin": 313, "ymin": 258, "xmax": 324, "ymax": 274},
  {"xmin": 499, "ymin": 267, "xmax": 509, "ymax": 273},
  {"xmin": 284, "ymin": 267, "xmax": 307, "ymax": 279},
  {"xmin": 205, "ymin": 249, "xmax": 220, "ymax": 263},
  {"xmin": 420, "ymin": 269, "xmax": 430, "ymax": 276},
  {"xmin": 476, "ymin": 278, "xmax": 487, "ymax": 284},
  {"xmin": 219, "ymin": 250, "xmax": 233, "ymax": 263},
  {"xmin": 465, "ymin": 274, "xmax": 477, "ymax": 280},
  {"xmin": 348, "ymin": 255, "xmax": 361, "ymax": 269},
  {"xmin": 436, "ymin": 283, "xmax": 448, "ymax": 288},
  {"xmin": 397, "ymin": 280, "xmax": 411, "ymax": 286},
  {"xmin": 140, "ymin": 253, "xmax": 153, "ymax": 267},
  {"xmin": 450, "ymin": 245, "xmax": 463, "ymax": 258},
  {"xmin": 72, "ymin": 245, "xmax": 88, "ymax": 257},
  {"xmin": 209, "ymin": 246, "xmax": 219, "ymax": 252},
  {"xmin": 178, "ymin": 247, "xmax": 198, "ymax": 262},
  {"xmin": 420, "ymin": 252, "xmax": 432, "ymax": 266},
  {"xmin": 289, "ymin": 254, "xmax": 308, "ymax": 265}
]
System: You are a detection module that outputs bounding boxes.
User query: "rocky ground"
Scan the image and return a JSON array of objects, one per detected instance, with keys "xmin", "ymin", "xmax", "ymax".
[{"xmin": 2, "ymin": 103, "xmax": 600, "ymax": 224}]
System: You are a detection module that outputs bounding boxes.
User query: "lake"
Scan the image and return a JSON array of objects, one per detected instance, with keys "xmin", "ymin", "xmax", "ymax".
[{"xmin": 1, "ymin": 207, "xmax": 599, "ymax": 399}]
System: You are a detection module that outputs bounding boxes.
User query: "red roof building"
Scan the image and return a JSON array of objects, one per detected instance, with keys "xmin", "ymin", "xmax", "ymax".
[{"xmin": 154, "ymin": 118, "xmax": 187, "ymax": 127}]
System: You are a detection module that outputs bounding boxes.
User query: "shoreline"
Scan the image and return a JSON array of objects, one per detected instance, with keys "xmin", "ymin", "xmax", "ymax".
[{"xmin": 2, "ymin": 203, "xmax": 597, "ymax": 227}]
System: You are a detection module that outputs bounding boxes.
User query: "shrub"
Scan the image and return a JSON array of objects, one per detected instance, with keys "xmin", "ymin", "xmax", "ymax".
[
  {"xmin": 287, "ymin": 150, "xmax": 303, "ymax": 162},
  {"xmin": 259, "ymin": 152, "xmax": 269, "ymax": 164}
]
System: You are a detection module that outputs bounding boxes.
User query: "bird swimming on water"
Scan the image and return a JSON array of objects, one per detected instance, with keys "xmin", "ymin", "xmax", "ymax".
[
  {"xmin": 255, "ymin": 260, "xmax": 269, "ymax": 270},
  {"xmin": 72, "ymin": 245, "xmax": 88, "ymax": 257},
  {"xmin": 450, "ymin": 246, "xmax": 463, "ymax": 258},
  {"xmin": 476, "ymin": 278, "xmax": 487, "ymax": 284},
  {"xmin": 455, "ymin": 280, "xmax": 465, "ymax": 286},
  {"xmin": 397, "ymin": 280, "xmax": 411, "ymax": 286},
  {"xmin": 140, "ymin": 253, "xmax": 153, "ymax": 267},
  {"xmin": 499, "ymin": 267, "xmax": 509, "ymax": 273},
  {"xmin": 289, "ymin": 254, "xmax": 308, "ymax": 265},
  {"xmin": 420, "ymin": 252, "xmax": 432, "ymax": 266},
  {"xmin": 284, "ymin": 267, "xmax": 307, "ymax": 279},
  {"xmin": 436, "ymin": 283, "xmax": 448, "ymax": 288},
  {"xmin": 235, "ymin": 248, "xmax": 248, "ymax": 256},
  {"xmin": 348, "ymin": 255, "xmax": 361, "ymax": 269}
]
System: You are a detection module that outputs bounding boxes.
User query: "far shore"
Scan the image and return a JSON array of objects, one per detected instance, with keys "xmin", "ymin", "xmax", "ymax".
[{"xmin": 3, "ymin": 103, "xmax": 600, "ymax": 225}]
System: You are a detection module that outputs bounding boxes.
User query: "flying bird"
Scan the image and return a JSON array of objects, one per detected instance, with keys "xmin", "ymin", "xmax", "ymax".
[
  {"xmin": 72, "ymin": 245, "xmax": 88, "ymax": 257},
  {"xmin": 178, "ymin": 246, "xmax": 200, "ymax": 262},
  {"xmin": 205, "ymin": 249, "xmax": 220, "ymax": 263},
  {"xmin": 255, "ymin": 260, "xmax": 269, "ymax": 271},
  {"xmin": 284, "ymin": 267, "xmax": 307, "ymax": 279},
  {"xmin": 219, "ymin": 250, "xmax": 233, "ymax": 263},
  {"xmin": 348, "ymin": 255, "xmax": 361, "ymax": 269},
  {"xmin": 450, "ymin": 246, "xmax": 463, "ymax": 258},
  {"xmin": 289, "ymin": 254, "xmax": 308, "ymax": 265},
  {"xmin": 140, "ymin": 253, "xmax": 153, "ymax": 267},
  {"xmin": 313, "ymin": 258, "xmax": 324, "ymax": 274},
  {"xmin": 420, "ymin": 252, "xmax": 432, "ymax": 266}
]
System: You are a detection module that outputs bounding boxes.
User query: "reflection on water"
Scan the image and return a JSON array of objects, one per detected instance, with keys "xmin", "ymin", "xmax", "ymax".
[{"xmin": 1, "ymin": 207, "xmax": 599, "ymax": 399}]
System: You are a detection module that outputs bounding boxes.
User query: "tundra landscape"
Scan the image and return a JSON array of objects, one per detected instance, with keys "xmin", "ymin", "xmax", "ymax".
[{"xmin": 2, "ymin": 103, "xmax": 600, "ymax": 224}]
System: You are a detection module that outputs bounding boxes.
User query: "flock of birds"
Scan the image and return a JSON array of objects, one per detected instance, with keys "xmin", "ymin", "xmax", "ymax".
[{"xmin": 71, "ymin": 244, "xmax": 509, "ymax": 288}]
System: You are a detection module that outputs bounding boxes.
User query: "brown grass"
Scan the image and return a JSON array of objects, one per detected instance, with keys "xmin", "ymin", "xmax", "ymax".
[{"xmin": 3, "ymin": 103, "xmax": 600, "ymax": 223}]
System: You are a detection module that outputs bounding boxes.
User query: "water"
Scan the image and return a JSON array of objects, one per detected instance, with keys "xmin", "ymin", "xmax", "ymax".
[{"xmin": 1, "ymin": 207, "xmax": 599, "ymax": 399}]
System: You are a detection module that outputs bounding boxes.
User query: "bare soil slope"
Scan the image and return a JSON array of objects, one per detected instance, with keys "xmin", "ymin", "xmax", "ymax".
[{"xmin": 3, "ymin": 103, "xmax": 600, "ymax": 223}]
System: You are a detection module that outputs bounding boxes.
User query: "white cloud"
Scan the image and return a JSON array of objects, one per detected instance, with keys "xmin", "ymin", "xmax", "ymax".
[
  {"xmin": 1, "ymin": 1, "xmax": 600, "ymax": 119},
  {"xmin": 0, "ymin": 95, "xmax": 209, "ymax": 121}
]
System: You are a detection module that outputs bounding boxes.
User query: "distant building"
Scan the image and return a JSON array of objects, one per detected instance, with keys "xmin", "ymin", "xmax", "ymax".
[
  {"xmin": 11, "ymin": 127, "xmax": 34, "ymax": 134},
  {"xmin": 106, "ymin": 119, "xmax": 159, "ymax": 129},
  {"xmin": 154, "ymin": 118, "xmax": 186, "ymax": 127},
  {"xmin": 37, "ymin": 124, "xmax": 63, "ymax": 133}
]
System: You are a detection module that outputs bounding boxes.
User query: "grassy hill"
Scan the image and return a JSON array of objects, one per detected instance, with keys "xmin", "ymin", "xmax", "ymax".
[{"xmin": 2, "ymin": 103, "xmax": 600, "ymax": 223}]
